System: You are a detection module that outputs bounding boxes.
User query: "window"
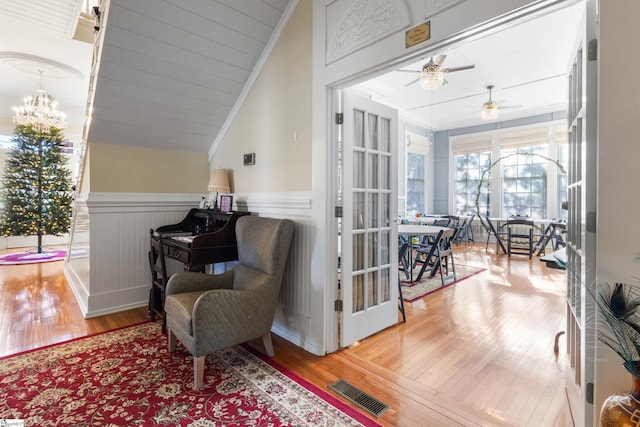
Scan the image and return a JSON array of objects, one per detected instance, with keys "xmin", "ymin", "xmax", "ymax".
[
  {"xmin": 451, "ymin": 122, "xmax": 566, "ymax": 219},
  {"xmin": 406, "ymin": 152, "xmax": 424, "ymax": 213},
  {"xmin": 502, "ymin": 145, "xmax": 547, "ymax": 218},
  {"xmin": 455, "ymin": 152, "xmax": 491, "ymax": 216}
]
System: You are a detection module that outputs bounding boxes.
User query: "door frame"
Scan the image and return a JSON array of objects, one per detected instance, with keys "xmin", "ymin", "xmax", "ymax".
[{"xmin": 322, "ymin": 0, "xmax": 591, "ymax": 353}]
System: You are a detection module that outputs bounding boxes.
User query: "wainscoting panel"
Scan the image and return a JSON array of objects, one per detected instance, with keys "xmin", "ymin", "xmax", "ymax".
[
  {"xmin": 65, "ymin": 192, "xmax": 200, "ymax": 318},
  {"xmin": 65, "ymin": 191, "xmax": 319, "ymax": 357},
  {"xmin": 234, "ymin": 192, "xmax": 317, "ymax": 354}
]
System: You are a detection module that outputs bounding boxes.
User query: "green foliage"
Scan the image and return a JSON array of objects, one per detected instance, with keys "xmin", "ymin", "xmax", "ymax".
[
  {"xmin": 597, "ymin": 282, "xmax": 640, "ymax": 377},
  {"xmin": 0, "ymin": 124, "xmax": 73, "ymax": 250}
]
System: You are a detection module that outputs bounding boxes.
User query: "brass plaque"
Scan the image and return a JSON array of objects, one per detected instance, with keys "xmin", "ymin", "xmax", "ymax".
[{"xmin": 406, "ymin": 22, "xmax": 430, "ymax": 48}]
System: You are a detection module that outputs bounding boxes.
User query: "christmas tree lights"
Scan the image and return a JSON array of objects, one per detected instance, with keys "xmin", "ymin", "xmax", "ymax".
[{"xmin": 0, "ymin": 124, "xmax": 73, "ymax": 253}]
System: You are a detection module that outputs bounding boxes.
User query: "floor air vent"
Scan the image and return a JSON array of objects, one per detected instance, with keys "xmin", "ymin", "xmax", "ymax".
[{"xmin": 328, "ymin": 379, "xmax": 390, "ymax": 418}]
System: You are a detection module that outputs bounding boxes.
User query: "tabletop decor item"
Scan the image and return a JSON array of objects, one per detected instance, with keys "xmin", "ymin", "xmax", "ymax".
[{"xmin": 597, "ymin": 282, "xmax": 640, "ymax": 426}]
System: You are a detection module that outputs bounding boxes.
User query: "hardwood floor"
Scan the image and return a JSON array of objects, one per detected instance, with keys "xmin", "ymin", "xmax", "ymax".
[{"xmin": 0, "ymin": 243, "xmax": 572, "ymax": 426}]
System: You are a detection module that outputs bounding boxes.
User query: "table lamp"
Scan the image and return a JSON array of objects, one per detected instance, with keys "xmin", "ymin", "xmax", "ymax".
[{"xmin": 207, "ymin": 168, "xmax": 230, "ymax": 210}]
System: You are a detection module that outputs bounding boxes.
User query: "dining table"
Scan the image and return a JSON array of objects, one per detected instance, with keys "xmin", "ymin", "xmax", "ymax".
[{"xmin": 398, "ymin": 224, "xmax": 449, "ymax": 282}]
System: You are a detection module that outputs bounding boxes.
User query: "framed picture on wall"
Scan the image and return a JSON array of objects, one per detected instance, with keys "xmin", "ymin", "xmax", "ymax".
[{"xmin": 220, "ymin": 195, "xmax": 233, "ymax": 212}]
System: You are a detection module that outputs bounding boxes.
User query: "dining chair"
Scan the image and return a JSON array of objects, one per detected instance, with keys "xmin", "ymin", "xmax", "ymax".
[
  {"xmin": 398, "ymin": 238, "xmax": 410, "ymax": 280},
  {"xmin": 464, "ymin": 214, "xmax": 476, "ymax": 243},
  {"xmin": 414, "ymin": 229, "xmax": 445, "ymax": 281},
  {"xmin": 398, "ymin": 242, "xmax": 409, "ymax": 323},
  {"xmin": 485, "ymin": 216, "xmax": 506, "ymax": 253},
  {"xmin": 506, "ymin": 218, "xmax": 535, "ymax": 258},
  {"xmin": 435, "ymin": 228, "xmax": 457, "ymax": 287},
  {"xmin": 453, "ymin": 215, "xmax": 474, "ymax": 245}
]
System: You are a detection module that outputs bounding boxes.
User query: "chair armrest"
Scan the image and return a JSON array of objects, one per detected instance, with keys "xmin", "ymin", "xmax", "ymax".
[{"xmin": 166, "ymin": 270, "xmax": 234, "ymax": 295}]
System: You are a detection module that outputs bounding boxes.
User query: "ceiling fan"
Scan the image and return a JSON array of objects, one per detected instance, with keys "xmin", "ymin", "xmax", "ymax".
[
  {"xmin": 481, "ymin": 85, "xmax": 500, "ymax": 120},
  {"xmin": 398, "ymin": 54, "xmax": 475, "ymax": 89},
  {"xmin": 480, "ymin": 85, "xmax": 520, "ymax": 120}
]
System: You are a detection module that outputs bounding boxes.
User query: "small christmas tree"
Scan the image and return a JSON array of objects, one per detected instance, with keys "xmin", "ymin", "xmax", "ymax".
[{"xmin": 0, "ymin": 124, "xmax": 73, "ymax": 253}]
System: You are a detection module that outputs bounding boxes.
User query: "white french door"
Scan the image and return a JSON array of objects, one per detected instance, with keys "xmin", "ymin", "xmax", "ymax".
[
  {"xmin": 564, "ymin": 1, "xmax": 597, "ymax": 425},
  {"xmin": 340, "ymin": 91, "xmax": 399, "ymax": 347}
]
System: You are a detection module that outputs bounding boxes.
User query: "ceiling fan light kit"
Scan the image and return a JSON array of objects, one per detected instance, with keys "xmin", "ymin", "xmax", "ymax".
[
  {"xmin": 481, "ymin": 102, "xmax": 499, "ymax": 120},
  {"xmin": 420, "ymin": 70, "xmax": 445, "ymax": 89}
]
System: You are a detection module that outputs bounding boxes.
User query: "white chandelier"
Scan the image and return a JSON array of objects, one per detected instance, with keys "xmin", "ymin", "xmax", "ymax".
[{"xmin": 13, "ymin": 70, "xmax": 66, "ymax": 133}]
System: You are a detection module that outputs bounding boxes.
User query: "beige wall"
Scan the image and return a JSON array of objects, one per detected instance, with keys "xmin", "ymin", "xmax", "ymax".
[
  {"xmin": 87, "ymin": 142, "xmax": 209, "ymax": 193},
  {"xmin": 211, "ymin": 0, "xmax": 312, "ymax": 193}
]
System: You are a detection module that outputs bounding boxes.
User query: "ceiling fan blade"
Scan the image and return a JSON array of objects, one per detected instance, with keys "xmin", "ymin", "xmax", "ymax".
[
  {"xmin": 434, "ymin": 54, "xmax": 446, "ymax": 67},
  {"xmin": 396, "ymin": 69, "xmax": 421, "ymax": 73},
  {"xmin": 442, "ymin": 64, "xmax": 475, "ymax": 73},
  {"xmin": 403, "ymin": 77, "xmax": 420, "ymax": 87}
]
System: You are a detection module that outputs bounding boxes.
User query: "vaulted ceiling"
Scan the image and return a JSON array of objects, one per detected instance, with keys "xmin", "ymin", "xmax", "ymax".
[{"xmin": 0, "ymin": 0, "xmax": 291, "ymax": 153}]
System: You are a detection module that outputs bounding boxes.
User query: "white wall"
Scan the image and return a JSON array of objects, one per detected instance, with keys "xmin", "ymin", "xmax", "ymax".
[{"xmin": 594, "ymin": 0, "xmax": 640, "ymax": 415}]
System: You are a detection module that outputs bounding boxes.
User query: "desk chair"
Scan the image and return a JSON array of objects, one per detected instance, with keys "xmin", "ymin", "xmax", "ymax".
[{"xmin": 149, "ymin": 230, "xmax": 170, "ymax": 333}]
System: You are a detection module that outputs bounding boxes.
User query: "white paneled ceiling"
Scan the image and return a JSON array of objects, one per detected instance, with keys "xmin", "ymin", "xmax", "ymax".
[
  {"xmin": 87, "ymin": 0, "xmax": 291, "ymax": 152},
  {"xmin": 354, "ymin": 2, "xmax": 584, "ymax": 131},
  {"xmin": 0, "ymin": 0, "xmax": 291, "ymax": 152}
]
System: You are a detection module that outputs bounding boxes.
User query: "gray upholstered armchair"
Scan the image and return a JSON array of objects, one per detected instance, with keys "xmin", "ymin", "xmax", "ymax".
[{"xmin": 164, "ymin": 215, "xmax": 294, "ymax": 389}]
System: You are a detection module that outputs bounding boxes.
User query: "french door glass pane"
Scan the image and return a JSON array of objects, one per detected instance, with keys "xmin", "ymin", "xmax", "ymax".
[
  {"xmin": 368, "ymin": 114, "xmax": 378, "ymax": 150},
  {"xmin": 381, "ymin": 230, "xmax": 390, "ymax": 264},
  {"xmin": 369, "ymin": 193, "xmax": 378, "ymax": 228},
  {"xmin": 367, "ymin": 271, "xmax": 378, "ymax": 307},
  {"xmin": 353, "ymin": 192, "xmax": 365, "ymax": 230},
  {"xmin": 380, "ymin": 117, "xmax": 390, "ymax": 152},
  {"xmin": 368, "ymin": 153, "xmax": 378, "ymax": 189},
  {"xmin": 353, "ymin": 233, "xmax": 364, "ymax": 271},
  {"xmin": 367, "ymin": 231, "xmax": 378, "ymax": 268},
  {"xmin": 380, "ymin": 155, "xmax": 390, "ymax": 190},
  {"xmin": 353, "ymin": 273, "xmax": 364, "ymax": 312},
  {"xmin": 354, "ymin": 110, "xmax": 365, "ymax": 148},
  {"xmin": 381, "ymin": 267, "xmax": 390, "ymax": 303},
  {"xmin": 381, "ymin": 193, "xmax": 390, "ymax": 227},
  {"xmin": 354, "ymin": 151, "xmax": 365, "ymax": 188}
]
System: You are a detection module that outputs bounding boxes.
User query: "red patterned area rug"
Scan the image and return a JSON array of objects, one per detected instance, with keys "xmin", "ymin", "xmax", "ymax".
[
  {"xmin": 401, "ymin": 264, "xmax": 486, "ymax": 302},
  {"xmin": 0, "ymin": 322, "xmax": 379, "ymax": 427},
  {"xmin": 0, "ymin": 248, "xmax": 66, "ymax": 265}
]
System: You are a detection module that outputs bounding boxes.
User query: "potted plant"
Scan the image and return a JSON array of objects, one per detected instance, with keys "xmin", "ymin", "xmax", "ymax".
[{"xmin": 597, "ymin": 282, "xmax": 640, "ymax": 426}]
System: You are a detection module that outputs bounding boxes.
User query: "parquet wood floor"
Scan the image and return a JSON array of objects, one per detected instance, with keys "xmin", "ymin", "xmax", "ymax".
[{"xmin": 0, "ymin": 243, "xmax": 572, "ymax": 426}]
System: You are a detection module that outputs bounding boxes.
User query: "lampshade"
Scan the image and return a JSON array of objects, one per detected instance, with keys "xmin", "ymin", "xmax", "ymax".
[
  {"xmin": 419, "ymin": 70, "xmax": 445, "ymax": 90},
  {"xmin": 207, "ymin": 168, "xmax": 230, "ymax": 193},
  {"xmin": 481, "ymin": 101, "xmax": 500, "ymax": 120}
]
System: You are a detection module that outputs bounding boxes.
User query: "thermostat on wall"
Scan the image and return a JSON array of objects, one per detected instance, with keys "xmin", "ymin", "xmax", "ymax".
[{"xmin": 243, "ymin": 153, "xmax": 255, "ymax": 165}]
